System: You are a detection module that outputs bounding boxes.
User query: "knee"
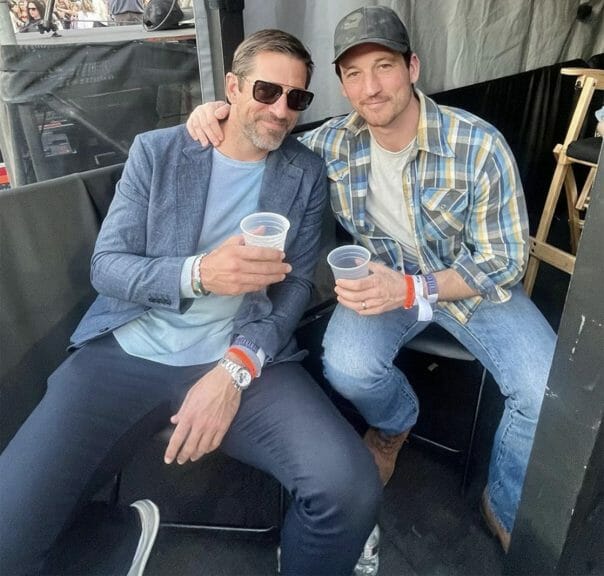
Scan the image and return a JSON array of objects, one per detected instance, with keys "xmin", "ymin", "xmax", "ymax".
[
  {"xmin": 510, "ymin": 357, "xmax": 552, "ymax": 421},
  {"xmin": 322, "ymin": 326, "xmax": 389, "ymax": 382},
  {"xmin": 322, "ymin": 351, "xmax": 360, "ymax": 389},
  {"xmin": 322, "ymin": 333, "xmax": 370, "ymax": 381},
  {"xmin": 322, "ymin": 308, "xmax": 388, "ymax": 382},
  {"xmin": 322, "ymin": 352, "xmax": 392, "ymax": 407},
  {"xmin": 334, "ymin": 451, "xmax": 382, "ymax": 519},
  {"xmin": 297, "ymin": 443, "xmax": 382, "ymax": 529},
  {"xmin": 521, "ymin": 384, "xmax": 546, "ymax": 422}
]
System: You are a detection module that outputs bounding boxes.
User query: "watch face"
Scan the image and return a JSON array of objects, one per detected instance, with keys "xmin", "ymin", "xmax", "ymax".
[{"xmin": 235, "ymin": 369, "xmax": 252, "ymax": 389}]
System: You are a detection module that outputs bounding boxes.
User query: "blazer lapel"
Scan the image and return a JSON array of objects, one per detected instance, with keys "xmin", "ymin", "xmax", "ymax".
[
  {"xmin": 176, "ymin": 142, "xmax": 301, "ymax": 255},
  {"xmin": 258, "ymin": 146, "xmax": 302, "ymax": 217},
  {"xmin": 176, "ymin": 143, "xmax": 213, "ymax": 256}
]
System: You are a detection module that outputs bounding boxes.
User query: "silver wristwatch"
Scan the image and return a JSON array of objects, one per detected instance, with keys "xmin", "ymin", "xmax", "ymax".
[{"xmin": 219, "ymin": 358, "xmax": 252, "ymax": 391}]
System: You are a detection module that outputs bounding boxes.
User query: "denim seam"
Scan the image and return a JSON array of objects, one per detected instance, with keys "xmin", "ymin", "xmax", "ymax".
[{"xmin": 386, "ymin": 315, "xmax": 422, "ymax": 424}]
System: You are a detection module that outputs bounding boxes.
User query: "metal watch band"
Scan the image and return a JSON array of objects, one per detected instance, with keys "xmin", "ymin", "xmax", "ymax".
[{"xmin": 219, "ymin": 358, "xmax": 252, "ymax": 391}]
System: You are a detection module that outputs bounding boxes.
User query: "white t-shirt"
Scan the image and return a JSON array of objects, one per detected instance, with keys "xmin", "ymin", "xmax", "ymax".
[{"xmin": 366, "ymin": 132, "xmax": 419, "ymax": 268}]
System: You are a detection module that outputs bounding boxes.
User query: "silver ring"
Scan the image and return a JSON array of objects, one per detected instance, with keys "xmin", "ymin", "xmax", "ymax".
[{"xmin": 361, "ymin": 301, "xmax": 367, "ymax": 310}]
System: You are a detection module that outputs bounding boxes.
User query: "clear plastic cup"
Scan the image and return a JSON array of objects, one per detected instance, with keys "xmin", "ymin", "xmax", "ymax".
[
  {"xmin": 327, "ymin": 245, "xmax": 371, "ymax": 280},
  {"xmin": 240, "ymin": 212, "xmax": 290, "ymax": 250}
]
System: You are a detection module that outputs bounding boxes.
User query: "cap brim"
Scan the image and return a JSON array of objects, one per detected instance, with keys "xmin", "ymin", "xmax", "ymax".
[{"xmin": 333, "ymin": 38, "xmax": 410, "ymax": 63}]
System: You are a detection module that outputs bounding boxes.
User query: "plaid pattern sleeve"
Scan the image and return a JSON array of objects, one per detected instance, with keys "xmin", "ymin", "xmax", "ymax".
[{"xmin": 448, "ymin": 128, "xmax": 529, "ymax": 303}]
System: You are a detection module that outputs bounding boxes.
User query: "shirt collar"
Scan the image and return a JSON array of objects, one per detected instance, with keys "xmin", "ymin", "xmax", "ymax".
[{"xmin": 415, "ymin": 89, "xmax": 455, "ymax": 158}]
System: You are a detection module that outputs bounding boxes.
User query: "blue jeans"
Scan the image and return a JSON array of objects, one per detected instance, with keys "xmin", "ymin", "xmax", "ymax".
[
  {"xmin": 323, "ymin": 286, "xmax": 555, "ymax": 533},
  {"xmin": 0, "ymin": 335, "xmax": 381, "ymax": 576}
]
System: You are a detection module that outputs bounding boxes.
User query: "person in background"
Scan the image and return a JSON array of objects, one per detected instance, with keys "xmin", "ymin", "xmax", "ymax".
[
  {"xmin": 186, "ymin": 5, "xmax": 556, "ymax": 555},
  {"xmin": 19, "ymin": 0, "xmax": 45, "ymax": 32},
  {"xmin": 0, "ymin": 29, "xmax": 380, "ymax": 576},
  {"xmin": 16, "ymin": 0, "xmax": 29, "ymax": 23},
  {"xmin": 54, "ymin": 0, "xmax": 77, "ymax": 28},
  {"xmin": 8, "ymin": 0, "xmax": 27, "ymax": 31},
  {"xmin": 18, "ymin": 0, "xmax": 64, "ymax": 32},
  {"xmin": 75, "ymin": 0, "xmax": 109, "ymax": 28},
  {"xmin": 107, "ymin": 0, "xmax": 143, "ymax": 24}
]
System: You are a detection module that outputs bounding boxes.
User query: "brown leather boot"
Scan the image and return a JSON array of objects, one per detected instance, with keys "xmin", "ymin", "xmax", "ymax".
[
  {"xmin": 480, "ymin": 488, "xmax": 511, "ymax": 553},
  {"xmin": 363, "ymin": 427, "xmax": 410, "ymax": 485}
]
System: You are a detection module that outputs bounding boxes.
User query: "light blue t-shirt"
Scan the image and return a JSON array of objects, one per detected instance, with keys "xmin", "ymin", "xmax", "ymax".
[{"xmin": 113, "ymin": 148, "xmax": 265, "ymax": 366}]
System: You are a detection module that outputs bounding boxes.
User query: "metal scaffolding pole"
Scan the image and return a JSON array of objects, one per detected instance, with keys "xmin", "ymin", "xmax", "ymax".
[
  {"xmin": 0, "ymin": 0, "xmax": 16, "ymax": 45},
  {"xmin": 191, "ymin": 0, "xmax": 244, "ymax": 102}
]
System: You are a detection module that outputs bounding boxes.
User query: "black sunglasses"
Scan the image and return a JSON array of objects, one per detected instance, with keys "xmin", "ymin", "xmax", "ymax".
[{"xmin": 242, "ymin": 78, "xmax": 314, "ymax": 112}]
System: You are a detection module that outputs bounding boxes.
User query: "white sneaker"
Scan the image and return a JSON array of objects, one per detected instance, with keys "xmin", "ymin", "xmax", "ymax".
[{"xmin": 126, "ymin": 499, "xmax": 160, "ymax": 576}]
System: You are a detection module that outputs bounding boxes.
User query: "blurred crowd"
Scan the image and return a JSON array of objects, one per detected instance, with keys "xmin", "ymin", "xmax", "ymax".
[{"xmin": 8, "ymin": 0, "xmax": 155, "ymax": 31}]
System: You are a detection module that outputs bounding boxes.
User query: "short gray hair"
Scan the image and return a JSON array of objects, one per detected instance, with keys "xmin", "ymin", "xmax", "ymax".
[{"xmin": 231, "ymin": 29, "xmax": 314, "ymax": 88}]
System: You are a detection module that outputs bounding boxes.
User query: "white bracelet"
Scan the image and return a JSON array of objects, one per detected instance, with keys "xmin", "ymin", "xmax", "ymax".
[{"xmin": 411, "ymin": 274, "xmax": 433, "ymax": 321}]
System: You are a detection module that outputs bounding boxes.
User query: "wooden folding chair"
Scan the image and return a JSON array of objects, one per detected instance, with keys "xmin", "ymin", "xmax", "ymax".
[{"xmin": 524, "ymin": 67, "xmax": 604, "ymax": 295}]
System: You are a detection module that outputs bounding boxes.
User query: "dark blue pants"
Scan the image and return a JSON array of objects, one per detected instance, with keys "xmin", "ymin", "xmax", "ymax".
[{"xmin": 0, "ymin": 336, "xmax": 381, "ymax": 575}]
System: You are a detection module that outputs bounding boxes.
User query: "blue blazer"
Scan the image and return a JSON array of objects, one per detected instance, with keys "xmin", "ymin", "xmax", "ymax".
[{"xmin": 71, "ymin": 125, "xmax": 328, "ymax": 363}]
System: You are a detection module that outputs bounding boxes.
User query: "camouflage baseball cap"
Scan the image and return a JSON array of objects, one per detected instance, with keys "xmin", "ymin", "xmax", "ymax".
[{"xmin": 333, "ymin": 6, "xmax": 411, "ymax": 63}]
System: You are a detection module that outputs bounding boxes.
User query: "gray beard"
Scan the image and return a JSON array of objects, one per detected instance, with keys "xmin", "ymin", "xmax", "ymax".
[{"xmin": 242, "ymin": 122, "xmax": 288, "ymax": 152}]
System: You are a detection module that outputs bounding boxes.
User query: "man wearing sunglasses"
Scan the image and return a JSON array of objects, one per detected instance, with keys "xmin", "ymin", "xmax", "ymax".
[
  {"xmin": 0, "ymin": 29, "xmax": 381, "ymax": 576},
  {"xmin": 187, "ymin": 6, "xmax": 555, "ymax": 556}
]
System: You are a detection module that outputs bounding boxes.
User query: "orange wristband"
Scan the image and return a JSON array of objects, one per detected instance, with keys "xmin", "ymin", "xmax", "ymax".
[
  {"xmin": 403, "ymin": 274, "xmax": 415, "ymax": 309},
  {"xmin": 227, "ymin": 347, "xmax": 257, "ymax": 379}
]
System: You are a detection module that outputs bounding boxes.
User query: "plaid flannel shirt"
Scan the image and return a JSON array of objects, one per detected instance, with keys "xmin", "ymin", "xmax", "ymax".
[{"xmin": 300, "ymin": 90, "xmax": 529, "ymax": 324}]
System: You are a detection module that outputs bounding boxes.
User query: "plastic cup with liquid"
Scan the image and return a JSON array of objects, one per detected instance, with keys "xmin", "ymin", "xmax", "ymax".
[
  {"xmin": 240, "ymin": 212, "xmax": 290, "ymax": 250},
  {"xmin": 327, "ymin": 245, "xmax": 371, "ymax": 280}
]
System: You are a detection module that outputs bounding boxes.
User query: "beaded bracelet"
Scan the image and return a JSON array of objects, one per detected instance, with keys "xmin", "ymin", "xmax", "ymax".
[{"xmin": 191, "ymin": 253, "xmax": 211, "ymax": 296}]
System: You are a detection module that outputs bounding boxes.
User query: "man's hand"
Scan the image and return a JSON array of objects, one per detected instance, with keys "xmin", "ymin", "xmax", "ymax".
[
  {"xmin": 186, "ymin": 101, "xmax": 230, "ymax": 147},
  {"xmin": 334, "ymin": 261, "xmax": 409, "ymax": 315},
  {"xmin": 164, "ymin": 365, "xmax": 241, "ymax": 465},
  {"xmin": 202, "ymin": 235, "xmax": 292, "ymax": 295}
]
